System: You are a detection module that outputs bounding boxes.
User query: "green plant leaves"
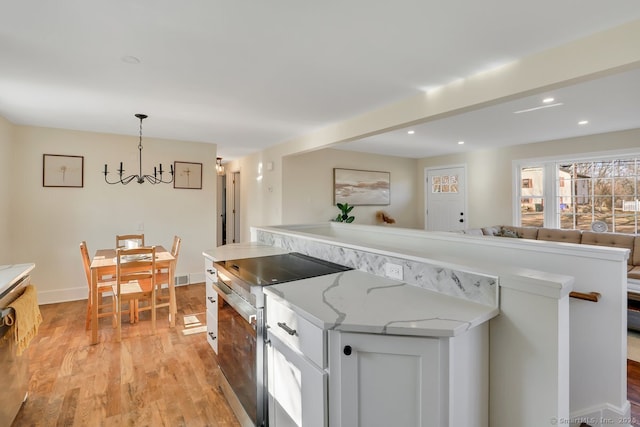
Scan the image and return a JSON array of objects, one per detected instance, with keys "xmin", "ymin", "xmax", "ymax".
[{"xmin": 335, "ymin": 202, "xmax": 355, "ymax": 222}]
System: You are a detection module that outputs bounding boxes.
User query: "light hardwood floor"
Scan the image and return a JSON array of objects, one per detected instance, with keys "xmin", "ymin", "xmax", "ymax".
[
  {"xmin": 13, "ymin": 283, "xmax": 240, "ymax": 427},
  {"xmin": 14, "ymin": 283, "xmax": 640, "ymax": 426}
]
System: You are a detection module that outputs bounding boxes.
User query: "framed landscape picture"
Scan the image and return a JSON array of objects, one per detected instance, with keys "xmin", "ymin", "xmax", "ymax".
[
  {"xmin": 334, "ymin": 168, "xmax": 390, "ymax": 205},
  {"xmin": 43, "ymin": 154, "xmax": 84, "ymax": 187},
  {"xmin": 174, "ymin": 161, "xmax": 203, "ymax": 189}
]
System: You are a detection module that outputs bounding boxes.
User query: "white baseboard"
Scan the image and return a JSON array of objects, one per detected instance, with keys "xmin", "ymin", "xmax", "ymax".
[
  {"xmin": 37, "ymin": 272, "xmax": 203, "ymax": 305},
  {"xmin": 38, "ymin": 286, "xmax": 87, "ymax": 305},
  {"xmin": 569, "ymin": 400, "xmax": 632, "ymax": 427}
]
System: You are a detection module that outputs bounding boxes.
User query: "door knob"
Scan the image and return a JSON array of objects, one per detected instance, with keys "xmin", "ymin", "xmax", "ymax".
[{"xmin": 343, "ymin": 345, "xmax": 352, "ymax": 356}]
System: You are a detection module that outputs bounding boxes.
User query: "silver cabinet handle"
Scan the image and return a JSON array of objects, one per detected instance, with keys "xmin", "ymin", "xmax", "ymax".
[
  {"xmin": 206, "ymin": 268, "xmax": 215, "ymax": 274},
  {"xmin": 208, "ymin": 332, "xmax": 217, "ymax": 340},
  {"xmin": 277, "ymin": 322, "xmax": 297, "ymax": 336},
  {"xmin": 207, "ymin": 296, "xmax": 216, "ymax": 303}
]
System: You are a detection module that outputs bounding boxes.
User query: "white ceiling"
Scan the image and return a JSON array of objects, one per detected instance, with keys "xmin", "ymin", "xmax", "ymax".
[
  {"xmin": 337, "ymin": 67, "xmax": 640, "ymax": 158},
  {"xmin": 1, "ymin": 1, "xmax": 640, "ymax": 161}
]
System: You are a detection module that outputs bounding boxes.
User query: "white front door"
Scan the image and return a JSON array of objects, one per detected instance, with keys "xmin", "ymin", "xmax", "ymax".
[{"xmin": 425, "ymin": 166, "xmax": 467, "ymax": 232}]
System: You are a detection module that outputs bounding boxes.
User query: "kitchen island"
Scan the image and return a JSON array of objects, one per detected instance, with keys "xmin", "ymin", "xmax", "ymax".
[
  {"xmin": 204, "ymin": 242, "xmax": 500, "ymax": 426},
  {"xmin": 252, "ymin": 221, "xmax": 631, "ymax": 427},
  {"xmin": 264, "ymin": 269, "xmax": 498, "ymax": 427}
]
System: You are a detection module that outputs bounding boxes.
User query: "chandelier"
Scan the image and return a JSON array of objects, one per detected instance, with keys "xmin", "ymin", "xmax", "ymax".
[{"xmin": 103, "ymin": 114, "xmax": 174, "ymax": 185}]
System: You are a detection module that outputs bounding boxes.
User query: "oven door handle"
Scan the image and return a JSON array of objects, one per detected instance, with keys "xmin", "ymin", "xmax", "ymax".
[{"xmin": 212, "ymin": 281, "xmax": 257, "ymax": 327}]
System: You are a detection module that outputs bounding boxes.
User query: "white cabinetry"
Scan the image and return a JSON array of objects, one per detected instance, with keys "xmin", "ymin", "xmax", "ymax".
[
  {"xmin": 204, "ymin": 257, "xmax": 218, "ymax": 354},
  {"xmin": 328, "ymin": 325, "xmax": 489, "ymax": 427},
  {"xmin": 266, "ymin": 296, "xmax": 327, "ymax": 427}
]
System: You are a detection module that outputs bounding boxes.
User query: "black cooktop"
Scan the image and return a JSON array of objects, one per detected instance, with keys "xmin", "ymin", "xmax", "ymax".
[{"xmin": 214, "ymin": 252, "xmax": 352, "ymax": 286}]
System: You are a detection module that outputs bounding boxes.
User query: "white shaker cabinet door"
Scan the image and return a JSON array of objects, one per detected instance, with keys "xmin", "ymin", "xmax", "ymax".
[{"xmin": 329, "ymin": 331, "xmax": 442, "ymax": 427}]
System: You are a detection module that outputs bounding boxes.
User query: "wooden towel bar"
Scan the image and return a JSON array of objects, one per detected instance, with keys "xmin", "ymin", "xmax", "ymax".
[{"xmin": 569, "ymin": 291, "xmax": 601, "ymax": 302}]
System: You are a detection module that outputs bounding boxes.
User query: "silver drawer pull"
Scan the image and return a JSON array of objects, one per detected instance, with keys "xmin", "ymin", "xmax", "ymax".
[
  {"xmin": 277, "ymin": 322, "xmax": 297, "ymax": 336},
  {"xmin": 207, "ymin": 296, "xmax": 216, "ymax": 303}
]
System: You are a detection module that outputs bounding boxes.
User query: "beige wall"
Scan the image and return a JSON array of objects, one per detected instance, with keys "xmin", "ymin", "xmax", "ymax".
[
  {"xmin": 418, "ymin": 128, "xmax": 640, "ymax": 229},
  {"xmin": 230, "ymin": 125, "xmax": 640, "ymax": 239},
  {"xmin": 0, "ymin": 116, "xmax": 12, "ymax": 262},
  {"xmin": 4, "ymin": 121, "xmax": 217, "ymax": 303},
  {"xmin": 282, "ymin": 149, "xmax": 419, "ymax": 227}
]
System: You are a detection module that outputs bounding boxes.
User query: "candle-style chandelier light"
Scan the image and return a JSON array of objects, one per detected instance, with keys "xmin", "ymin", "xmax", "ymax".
[{"xmin": 103, "ymin": 113, "xmax": 174, "ymax": 185}]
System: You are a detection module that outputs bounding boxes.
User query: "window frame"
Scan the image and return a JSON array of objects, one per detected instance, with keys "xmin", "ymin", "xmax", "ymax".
[{"xmin": 513, "ymin": 149, "xmax": 640, "ymax": 233}]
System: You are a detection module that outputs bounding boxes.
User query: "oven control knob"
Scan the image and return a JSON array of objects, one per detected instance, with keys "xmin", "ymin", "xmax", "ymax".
[{"xmin": 343, "ymin": 345, "xmax": 352, "ymax": 356}]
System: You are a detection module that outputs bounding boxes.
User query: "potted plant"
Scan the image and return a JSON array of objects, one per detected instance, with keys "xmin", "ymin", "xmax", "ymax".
[{"xmin": 334, "ymin": 203, "xmax": 355, "ymax": 223}]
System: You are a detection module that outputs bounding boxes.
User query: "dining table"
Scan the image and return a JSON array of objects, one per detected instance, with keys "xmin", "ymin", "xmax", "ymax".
[{"xmin": 89, "ymin": 245, "xmax": 176, "ymax": 344}]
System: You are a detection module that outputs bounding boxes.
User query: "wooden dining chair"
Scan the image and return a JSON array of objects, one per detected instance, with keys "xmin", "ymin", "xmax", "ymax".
[
  {"xmin": 112, "ymin": 246, "xmax": 157, "ymax": 341},
  {"xmin": 115, "ymin": 234, "xmax": 145, "ymax": 249},
  {"xmin": 156, "ymin": 236, "xmax": 182, "ymax": 292},
  {"xmin": 80, "ymin": 241, "xmax": 116, "ymax": 330},
  {"xmin": 155, "ymin": 235, "xmax": 181, "ymax": 306}
]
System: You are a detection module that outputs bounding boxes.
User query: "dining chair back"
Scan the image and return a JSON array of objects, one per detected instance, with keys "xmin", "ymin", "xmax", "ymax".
[
  {"xmin": 115, "ymin": 234, "xmax": 145, "ymax": 249},
  {"xmin": 112, "ymin": 246, "xmax": 157, "ymax": 341},
  {"xmin": 155, "ymin": 235, "xmax": 181, "ymax": 308},
  {"xmin": 80, "ymin": 241, "xmax": 116, "ymax": 330}
]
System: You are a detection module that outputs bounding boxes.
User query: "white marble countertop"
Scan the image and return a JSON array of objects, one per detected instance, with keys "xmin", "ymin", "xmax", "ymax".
[
  {"xmin": 264, "ymin": 270, "xmax": 499, "ymax": 338},
  {"xmin": 0, "ymin": 263, "xmax": 35, "ymax": 296},
  {"xmin": 203, "ymin": 242, "xmax": 288, "ymax": 262}
]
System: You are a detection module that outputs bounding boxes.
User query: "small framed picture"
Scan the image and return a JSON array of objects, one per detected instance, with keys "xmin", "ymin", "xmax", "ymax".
[
  {"xmin": 174, "ymin": 161, "xmax": 203, "ymax": 189},
  {"xmin": 43, "ymin": 154, "xmax": 84, "ymax": 187}
]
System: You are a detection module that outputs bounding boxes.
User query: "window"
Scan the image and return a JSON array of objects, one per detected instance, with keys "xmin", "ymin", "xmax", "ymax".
[
  {"xmin": 520, "ymin": 167, "xmax": 544, "ymax": 227},
  {"xmin": 517, "ymin": 156, "xmax": 640, "ymax": 234}
]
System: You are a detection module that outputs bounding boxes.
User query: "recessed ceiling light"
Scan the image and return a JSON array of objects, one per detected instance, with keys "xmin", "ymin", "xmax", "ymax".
[
  {"xmin": 458, "ymin": 141, "xmax": 465, "ymax": 145},
  {"xmin": 407, "ymin": 130, "xmax": 415, "ymax": 135},
  {"xmin": 543, "ymin": 97, "xmax": 555, "ymax": 103},
  {"xmin": 121, "ymin": 55, "xmax": 141, "ymax": 64},
  {"xmin": 578, "ymin": 120, "xmax": 589, "ymax": 125}
]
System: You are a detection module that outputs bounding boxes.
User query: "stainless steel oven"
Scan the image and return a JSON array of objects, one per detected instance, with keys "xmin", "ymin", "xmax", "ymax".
[
  {"xmin": 213, "ymin": 272, "xmax": 261, "ymax": 426},
  {"xmin": 212, "ymin": 252, "xmax": 351, "ymax": 427}
]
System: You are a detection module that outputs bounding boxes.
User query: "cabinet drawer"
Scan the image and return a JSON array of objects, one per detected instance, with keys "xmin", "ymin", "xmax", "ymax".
[
  {"xmin": 205, "ymin": 282, "xmax": 218, "ymax": 316},
  {"xmin": 204, "ymin": 258, "xmax": 217, "ymax": 284},
  {"xmin": 266, "ymin": 296, "xmax": 325, "ymax": 368},
  {"xmin": 268, "ymin": 334, "xmax": 327, "ymax": 427},
  {"xmin": 206, "ymin": 310, "xmax": 218, "ymax": 354}
]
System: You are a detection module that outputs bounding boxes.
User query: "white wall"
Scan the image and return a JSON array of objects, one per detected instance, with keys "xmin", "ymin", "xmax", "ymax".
[
  {"xmin": 0, "ymin": 116, "xmax": 12, "ymax": 262},
  {"xmin": 282, "ymin": 149, "xmax": 419, "ymax": 227},
  {"xmin": 5, "ymin": 121, "xmax": 217, "ymax": 303},
  {"xmin": 418, "ymin": 128, "xmax": 640, "ymax": 229}
]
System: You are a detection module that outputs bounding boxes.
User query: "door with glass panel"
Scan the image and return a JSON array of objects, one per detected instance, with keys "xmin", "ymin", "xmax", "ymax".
[{"xmin": 425, "ymin": 166, "xmax": 466, "ymax": 231}]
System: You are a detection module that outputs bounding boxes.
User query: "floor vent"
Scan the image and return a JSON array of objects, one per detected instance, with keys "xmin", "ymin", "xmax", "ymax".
[{"xmin": 175, "ymin": 275, "xmax": 189, "ymax": 285}]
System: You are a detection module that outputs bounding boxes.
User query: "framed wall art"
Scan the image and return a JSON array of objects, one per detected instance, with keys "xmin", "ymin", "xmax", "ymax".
[
  {"xmin": 174, "ymin": 161, "xmax": 203, "ymax": 189},
  {"xmin": 43, "ymin": 154, "xmax": 84, "ymax": 187},
  {"xmin": 334, "ymin": 168, "xmax": 390, "ymax": 205}
]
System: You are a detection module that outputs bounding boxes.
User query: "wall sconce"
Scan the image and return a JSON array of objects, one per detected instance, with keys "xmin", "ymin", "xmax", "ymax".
[{"xmin": 216, "ymin": 157, "xmax": 225, "ymax": 176}]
